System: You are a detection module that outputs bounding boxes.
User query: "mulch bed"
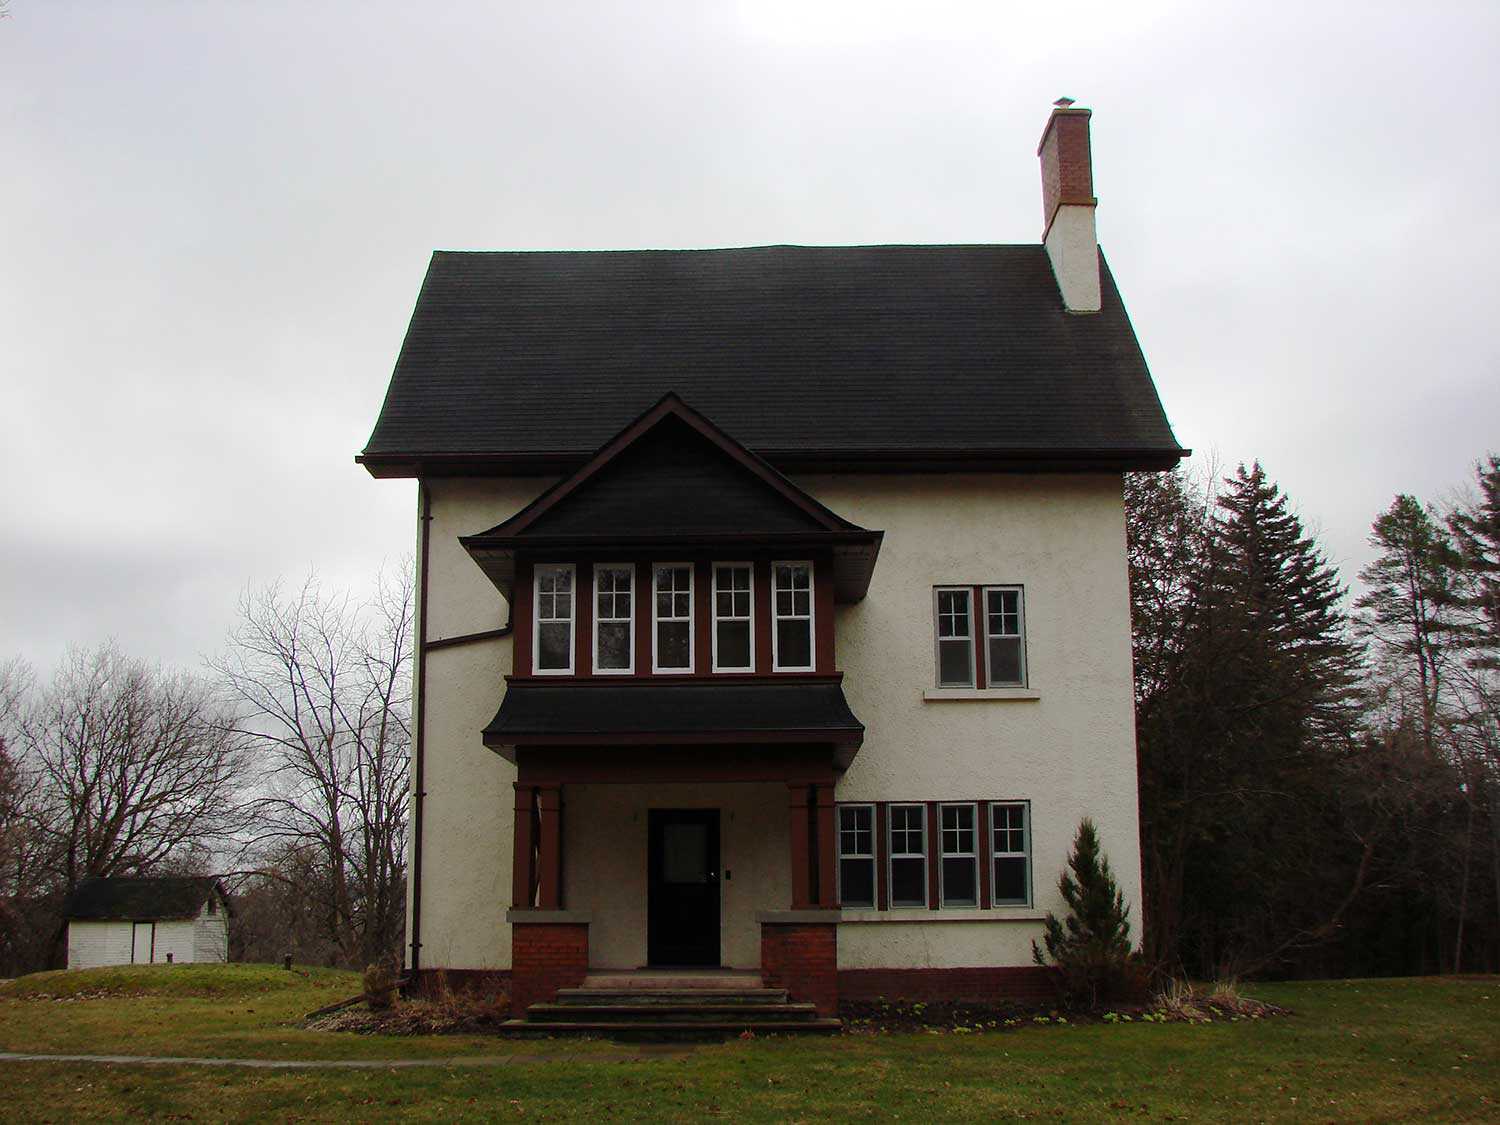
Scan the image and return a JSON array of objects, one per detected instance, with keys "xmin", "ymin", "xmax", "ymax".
[
  {"xmin": 306, "ymin": 1001, "xmax": 513, "ymax": 1036},
  {"xmin": 840, "ymin": 993, "xmax": 1288, "ymax": 1034}
]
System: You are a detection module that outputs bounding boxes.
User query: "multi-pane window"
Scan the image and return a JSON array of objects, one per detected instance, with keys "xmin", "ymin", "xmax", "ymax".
[
  {"xmin": 939, "ymin": 803, "xmax": 978, "ymax": 907},
  {"xmin": 772, "ymin": 562, "xmax": 814, "ymax": 671},
  {"xmin": 533, "ymin": 564, "xmax": 575, "ymax": 674},
  {"xmin": 653, "ymin": 564, "xmax": 693, "ymax": 672},
  {"xmin": 984, "ymin": 587, "xmax": 1026, "ymax": 686},
  {"xmin": 991, "ymin": 802, "xmax": 1031, "ymax": 906},
  {"xmin": 593, "ymin": 565, "xmax": 633, "ymax": 673},
  {"xmin": 888, "ymin": 804, "xmax": 928, "ymax": 908},
  {"xmin": 838, "ymin": 805, "xmax": 876, "ymax": 909},
  {"xmin": 712, "ymin": 564, "xmax": 754, "ymax": 671},
  {"xmin": 934, "ymin": 588, "xmax": 975, "ymax": 687}
]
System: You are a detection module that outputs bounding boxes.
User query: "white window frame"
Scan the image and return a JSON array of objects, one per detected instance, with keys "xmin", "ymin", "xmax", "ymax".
[
  {"xmin": 938, "ymin": 802, "xmax": 979, "ymax": 908},
  {"xmin": 983, "ymin": 585, "xmax": 1028, "ymax": 688},
  {"xmin": 532, "ymin": 563, "xmax": 576, "ymax": 676},
  {"xmin": 933, "ymin": 586, "xmax": 976, "ymax": 689},
  {"xmin": 836, "ymin": 803, "xmax": 877, "ymax": 910},
  {"xmin": 711, "ymin": 562, "xmax": 755, "ymax": 673},
  {"xmin": 989, "ymin": 800, "xmax": 1032, "ymax": 907},
  {"xmin": 771, "ymin": 560, "xmax": 815, "ymax": 672},
  {"xmin": 592, "ymin": 563, "xmax": 635, "ymax": 676},
  {"xmin": 651, "ymin": 562, "xmax": 695, "ymax": 674},
  {"xmin": 887, "ymin": 802, "xmax": 928, "ymax": 909}
]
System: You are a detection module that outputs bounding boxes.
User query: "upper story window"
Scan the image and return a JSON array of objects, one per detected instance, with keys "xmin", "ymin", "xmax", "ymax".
[
  {"xmin": 534, "ymin": 564, "xmax": 575, "ymax": 675},
  {"xmin": 934, "ymin": 587, "xmax": 975, "ymax": 687},
  {"xmin": 985, "ymin": 586, "xmax": 1026, "ymax": 686},
  {"xmin": 772, "ymin": 561, "xmax": 814, "ymax": 671},
  {"xmin": 653, "ymin": 564, "xmax": 694, "ymax": 673},
  {"xmin": 593, "ymin": 564, "xmax": 634, "ymax": 674},
  {"xmin": 932, "ymin": 584, "xmax": 1027, "ymax": 689},
  {"xmin": 712, "ymin": 564, "xmax": 754, "ymax": 672}
]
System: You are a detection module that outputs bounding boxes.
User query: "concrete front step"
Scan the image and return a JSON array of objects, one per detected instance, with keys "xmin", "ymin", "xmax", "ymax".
[
  {"xmin": 581, "ymin": 971, "xmax": 765, "ymax": 990},
  {"xmin": 555, "ymin": 988, "xmax": 791, "ymax": 1005},
  {"xmin": 499, "ymin": 1018, "xmax": 842, "ymax": 1040},
  {"xmin": 528, "ymin": 1001, "xmax": 820, "ymax": 1023}
]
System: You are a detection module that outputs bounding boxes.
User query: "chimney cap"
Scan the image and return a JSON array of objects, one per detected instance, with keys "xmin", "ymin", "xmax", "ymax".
[{"xmin": 1053, "ymin": 96, "xmax": 1076, "ymax": 108}]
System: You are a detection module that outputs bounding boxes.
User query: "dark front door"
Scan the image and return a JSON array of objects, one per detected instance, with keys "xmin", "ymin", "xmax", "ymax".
[{"xmin": 647, "ymin": 809, "xmax": 720, "ymax": 966}]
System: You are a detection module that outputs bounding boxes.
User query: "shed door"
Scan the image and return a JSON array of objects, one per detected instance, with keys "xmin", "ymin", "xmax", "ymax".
[{"xmin": 131, "ymin": 922, "xmax": 154, "ymax": 964}]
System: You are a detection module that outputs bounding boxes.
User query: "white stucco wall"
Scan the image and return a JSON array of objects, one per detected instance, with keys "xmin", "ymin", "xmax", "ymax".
[
  {"xmin": 410, "ymin": 472, "xmax": 1142, "ymax": 974},
  {"xmin": 1043, "ymin": 205, "xmax": 1101, "ymax": 312},
  {"xmin": 564, "ymin": 782, "xmax": 789, "ymax": 969}
]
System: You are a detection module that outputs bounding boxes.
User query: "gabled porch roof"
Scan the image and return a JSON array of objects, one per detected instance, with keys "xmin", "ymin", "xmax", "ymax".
[{"xmin": 460, "ymin": 394, "xmax": 884, "ymax": 602}]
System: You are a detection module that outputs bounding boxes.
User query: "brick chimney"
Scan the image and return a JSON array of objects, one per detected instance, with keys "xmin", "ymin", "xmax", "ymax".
[{"xmin": 1037, "ymin": 103, "xmax": 1100, "ymax": 313}]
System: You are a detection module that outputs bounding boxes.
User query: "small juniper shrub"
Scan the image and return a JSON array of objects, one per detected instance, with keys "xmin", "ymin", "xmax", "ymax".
[{"xmin": 1031, "ymin": 817, "xmax": 1145, "ymax": 1010}]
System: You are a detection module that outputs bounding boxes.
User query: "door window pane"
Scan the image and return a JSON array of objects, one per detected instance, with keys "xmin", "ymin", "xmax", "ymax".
[{"xmin": 662, "ymin": 823, "xmax": 708, "ymax": 884}]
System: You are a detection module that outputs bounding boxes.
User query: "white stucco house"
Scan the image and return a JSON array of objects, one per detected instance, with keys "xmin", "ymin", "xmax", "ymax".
[
  {"xmin": 64, "ymin": 877, "xmax": 229, "ymax": 970},
  {"xmin": 358, "ymin": 103, "xmax": 1185, "ymax": 1028}
]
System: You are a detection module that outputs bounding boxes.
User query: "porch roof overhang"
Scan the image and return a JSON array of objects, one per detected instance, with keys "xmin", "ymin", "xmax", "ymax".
[{"xmin": 482, "ymin": 678, "xmax": 865, "ymax": 769}]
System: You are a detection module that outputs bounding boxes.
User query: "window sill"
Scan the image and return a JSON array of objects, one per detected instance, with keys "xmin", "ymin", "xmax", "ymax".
[
  {"xmin": 923, "ymin": 688, "xmax": 1040, "ymax": 702},
  {"xmin": 839, "ymin": 908, "xmax": 1046, "ymax": 923}
]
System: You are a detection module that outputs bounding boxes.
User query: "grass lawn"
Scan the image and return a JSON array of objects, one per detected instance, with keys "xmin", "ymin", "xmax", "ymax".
[{"xmin": 1, "ymin": 967, "xmax": 1496, "ymax": 1122}]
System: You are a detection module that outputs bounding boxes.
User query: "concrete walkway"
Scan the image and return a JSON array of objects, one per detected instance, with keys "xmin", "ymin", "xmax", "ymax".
[{"xmin": 0, "ymin": 1046, "xmax": 693, "ymax": 1069}]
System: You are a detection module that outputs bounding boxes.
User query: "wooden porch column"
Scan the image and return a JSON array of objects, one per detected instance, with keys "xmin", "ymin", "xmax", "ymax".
[
  {"xmin": 512, "ymin": 783, "xmax": 537, "ymax": 909},
  {"xmin": 814, "ymin": 783, "xmax": 837, "ymax": 908},
  {"xmin": 536, "ymin": 783, "xmax": 564, "ymax": 910},
  {"xmin": 787, "ymin": 783, "xmax": 813, "ymax": 908}
]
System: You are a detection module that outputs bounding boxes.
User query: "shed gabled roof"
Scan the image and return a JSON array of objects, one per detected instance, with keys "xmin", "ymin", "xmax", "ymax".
[
  {"xmin": 460, "ymin": 394, "xmax": 884, "ymax": 601},
  {"xmin": 358, "ymin": 244, "xmax": 1187, "ymax": 476},
  {"xmin": 63, "ymin": 877, "xmax": 223, "ymax": 922}
]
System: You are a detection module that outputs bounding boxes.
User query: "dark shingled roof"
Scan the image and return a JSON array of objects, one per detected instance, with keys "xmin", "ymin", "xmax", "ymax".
[
  {"xmin": 359, "ymin": 244, "xmax": 1185, "ymax": 473},
  {"xmin": 484, "ymin": 681, "xmax": 863, "ymax": 747},
  {"xmin": 63, "ymin": 877, "xmax": 223, "ymax": 922}
]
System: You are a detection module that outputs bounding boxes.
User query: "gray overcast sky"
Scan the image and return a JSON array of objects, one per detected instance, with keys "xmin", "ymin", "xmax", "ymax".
[{"xmin": 3, "ymin": 1, "xmax": 1498, "ymax": 675}]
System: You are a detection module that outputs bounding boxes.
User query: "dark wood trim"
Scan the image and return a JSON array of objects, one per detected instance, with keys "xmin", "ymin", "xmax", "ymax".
[
  {"xmin": 926, "ymin": 801, "xmax": 940, "ymax": 911},
  {"xmin": 518, "ymin": 746, "xmax": 839, "ymax": 787},
  {"xmin": 754, "ymin": 559, "xmax": 772, "ymax": 676},
  {"xmin": 788, "ymin": 784, "xmax": 813, "ymax": 909},
  {"xmin": 514, "ymin": 560, "xmax": 534, "ymax": 675},
  {"xmin": 634, "ymin": 561, "xmax": 652, "ymax": 674},
  {"xmin": 576, "ymin": 562, "xmax": 593, "ymax": 677},
  {"xmin": 815, "ymin": 563, "xmax": 835, "ymax": 674},
  {"xmin": 694, "ymin": 560, "xmax": 712, "ymax": 675},
  {"xmin": 512, "ymin": 783, "xmax": 536, "ymax": 909},
  {"xmin": 875, "ymin": 802, "xmax": 889, "ymax": 912},
  {"xmin": 814, "ymin": 784, "xmax": 837, "ymax": 909},
  {"xmin": 360, "ymin": 444, "xmax": 1192, "ymax": 479},
  {"xmin": 972, "ymin": 584, "xmax": 988, "ymax": 690},
  {"xmin": 424, "ymin": 625, "xmax": 513, "ymax": 652},
  {"xmin": 978, "ymin": 801, "xmax": 992, "ymax": 910},
  {"xmin": 502, "ymin": 671, "xmax": 843, "ymax": 686},
  {"xmin": 536, "ymin": 784, "xmax": 563, "ymax": 911}
]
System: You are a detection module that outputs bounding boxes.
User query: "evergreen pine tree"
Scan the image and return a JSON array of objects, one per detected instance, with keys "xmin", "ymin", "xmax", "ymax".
[
  {"xmin": 1354, "ymin": 495, "xmax": 1456, "ymax": 744},
  {"xmin": 1031, "ymin": 818, "xmax": 1134, "ymax": 1008},
  {"xmin": 1446, "ymin": 455, "xmax": 1500, "ymax": 671}
]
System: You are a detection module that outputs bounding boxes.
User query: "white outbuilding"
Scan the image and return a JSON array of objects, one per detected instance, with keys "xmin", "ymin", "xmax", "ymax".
[{"xmin": 64, "ymin": 876, "xmax": 230, "ymax": 970}]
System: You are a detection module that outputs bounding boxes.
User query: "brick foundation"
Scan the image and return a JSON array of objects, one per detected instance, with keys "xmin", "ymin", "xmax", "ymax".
[
  {"xmin": 838, "ymin": 965, "xmax": 1056, "ymax": 1005},
  {"xmin": 510, "ymin": 922, "xmax": 589, "ymax": 1016},
  {"xmin": 761, "ymin": 923, "xmax": 838, "ymax": 1016}
]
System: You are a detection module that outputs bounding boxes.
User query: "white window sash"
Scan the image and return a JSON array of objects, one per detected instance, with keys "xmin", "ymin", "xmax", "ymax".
[
  {"xmin": 592, "ymin": 563, "xmax": 634, "ymax": 676},
  {"xmin": 982, "ymin": 585, "xmax": 1027, "ymax": 687},
  {"xmin": 989, "ymin": 800, "xmax": 1032, "ymax": 907},
  {"xmin": 651, "ymin": 562, "xmax": 695, "ymax": 674},
  {"xmin": 887, "ymin": 803, "xmax": 928, "ymax": 908},
  {"xmin": 771, "ymin": 560, "xmax": 815, "ymax": 672},
  {"xmin": 532, "ymin": 563, "xmax": 575, "ymax": 676},
  {"xmin": 938, "ymin": 802, "xmax": 979, "ymax": 907},
  {"xmin": 933, "ymin": 586, "xmax": 976, "ymax": 689},
  {"xmin": 711, "ymin": 562, "xmax": 755, "ymax": 672},
  {"xmin": 837, "ymin": 803, "xmax": 877, "ymax": 909}
]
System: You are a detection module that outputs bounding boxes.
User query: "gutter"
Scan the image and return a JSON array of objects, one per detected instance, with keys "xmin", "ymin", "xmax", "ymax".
[{"xmin": 409, "ymin": 483, "xmax": 431, "ymax": 975}]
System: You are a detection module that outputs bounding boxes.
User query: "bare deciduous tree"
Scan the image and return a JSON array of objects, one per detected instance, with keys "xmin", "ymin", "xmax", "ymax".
[{"xmin": 213, "ymin": 564, "xmax": 412, "ymax": 967}]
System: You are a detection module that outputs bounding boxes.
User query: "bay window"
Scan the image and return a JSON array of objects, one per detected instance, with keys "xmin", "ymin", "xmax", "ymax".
[
  {"xmin": 533, "ymin": 564, "xmax": 575, "ymax": 674},
  {"xmin": 772, "ymin": 561, "xmax": 814, "ymax": 671},
  {"xmin": 653, "ymin": 563, "xmax": 694, "ymax": 672},
  {"xmin": 712, "ymin": 563, "xmax": 754, "ymax": 671},
  {"xmin": 593, "ymin": 564, "xmax": 634, "ymax": 673}
]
